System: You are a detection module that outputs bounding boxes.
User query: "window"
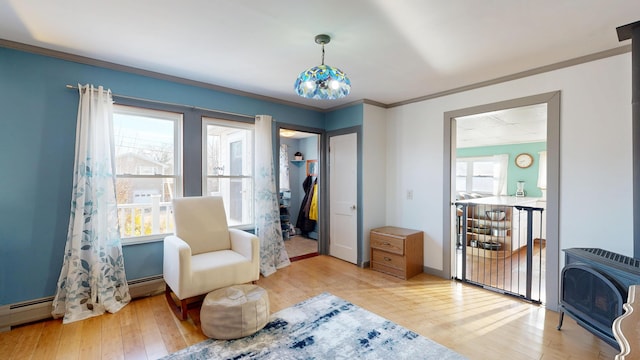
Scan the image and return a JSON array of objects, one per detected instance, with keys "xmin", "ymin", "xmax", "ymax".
[
  {"xmin": 456, "ymin": 156, "xmax": 502, "ymax": 195},
  {"xmin": 203, "ymin": 117, "xmax": 254, "ymax": 228},
  {"xmin": 113, "ymin": 105, "xmax": 182, "ymax": 243}
]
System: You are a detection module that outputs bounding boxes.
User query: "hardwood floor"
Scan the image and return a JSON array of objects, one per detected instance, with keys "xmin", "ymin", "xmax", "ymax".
[
  {"xmin": 459, "ymin": 241, "xmax": 546, "ymax": 302},
  {"xmin": 283, "ymin": 235, "xmax": 318, "ymax": 260},
  {"xmin": 0, "ymin": 255, "xmax": 617, "ymax": 359}
]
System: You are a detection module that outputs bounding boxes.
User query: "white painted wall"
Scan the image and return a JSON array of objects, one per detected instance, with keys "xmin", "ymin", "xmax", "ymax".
[
  {"xmin": 386, "ymin": 52, "xmax": 633, "ymax": 274},
  {"xmin": 362, "ymin": 104, "xmax": 388, "ymax": 262}
]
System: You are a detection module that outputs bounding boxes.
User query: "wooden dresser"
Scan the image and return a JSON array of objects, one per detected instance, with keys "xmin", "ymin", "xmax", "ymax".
[{"xmin": 370, "ymin": 226, "xmax": 424, "ymax": 279}]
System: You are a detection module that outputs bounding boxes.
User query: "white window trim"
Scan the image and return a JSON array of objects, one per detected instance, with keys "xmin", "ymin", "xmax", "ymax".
[
  {"xmin": 113, "ymin": 104, "xmax": 183, "ymax": 245},
  {"xmin": 202, "ymin": 117, "xmax": 255, "ymax": 230},
  {"xmin": 457, "ymin": 155, "xmax": 503, "ymax": 195}
]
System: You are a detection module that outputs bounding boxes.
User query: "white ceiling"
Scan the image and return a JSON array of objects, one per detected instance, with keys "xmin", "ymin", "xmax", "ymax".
[
  {"xmin": 1, "ymin": 0, "xmax": 639, "ymax": 113},
  {"xmin": 279, "ymin": 128, "xmax": 316, "ymax": 139},
  {"xmin": 456, "ymin": 103, "xmax": 547, "ymax": 148}
]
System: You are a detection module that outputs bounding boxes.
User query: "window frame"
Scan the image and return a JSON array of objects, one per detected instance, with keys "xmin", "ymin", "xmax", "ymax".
[
  {"xmin": 202, "ymin": 117, "xmax": 255, "ymax": 230},
  {"xmin": 456, "ymin": 155, "xmax": 498, "ymax": 195},
  {"xmin": 113, "ymin": 104, "xmax": 184, "ymax": 245}
]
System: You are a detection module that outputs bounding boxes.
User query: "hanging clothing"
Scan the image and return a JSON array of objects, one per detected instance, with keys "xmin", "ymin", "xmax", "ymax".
[
  {"xmin": 309, "ymin": 181, "xmax": 318, "ymax": 221},
  {"xmin": 303, "ymin": 178, "xmax": 315, "ymax": 217},
  {"xmin": 296, "ymin": 175, "xmax": 316, "ymax": 234}
]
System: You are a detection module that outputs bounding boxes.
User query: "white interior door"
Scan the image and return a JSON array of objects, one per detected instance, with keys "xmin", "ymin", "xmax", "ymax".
[{"xmin": 329, "ymin": 132, "xmax": 358, "ymax": 263}]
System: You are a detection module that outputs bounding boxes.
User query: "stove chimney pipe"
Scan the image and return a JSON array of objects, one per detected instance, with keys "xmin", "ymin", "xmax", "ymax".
[{"xmin": 618, "ymin": 21, "xmax": 640, "ymax": 258}]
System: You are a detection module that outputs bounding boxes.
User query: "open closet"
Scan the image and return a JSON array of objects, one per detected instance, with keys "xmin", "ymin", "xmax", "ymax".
[{"xmin": 278, "ymin": 128, "xmax": 320, "ymax": 260}]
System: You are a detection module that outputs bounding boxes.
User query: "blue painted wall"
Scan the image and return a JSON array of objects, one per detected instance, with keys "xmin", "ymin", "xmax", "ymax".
[
  {"xmin": 0, "ymin": 46, "xmax": 325, "ymax": 305},
  {"xmin": 325, "ymin": 104, "xmax": 363, "ymax": 131},
  {"xmin": 456, "ymin": 142, "xmax": 547, "ymax": 197}
]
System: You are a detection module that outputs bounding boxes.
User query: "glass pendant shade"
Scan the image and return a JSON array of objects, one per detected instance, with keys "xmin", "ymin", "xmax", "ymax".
[
  {"xmin": 294, "ymin": 64, "xmax": 351, "ymax": 99},
  {"xmin": 294, "ymin": 34, "xmax": 351, "ymax": 100}
]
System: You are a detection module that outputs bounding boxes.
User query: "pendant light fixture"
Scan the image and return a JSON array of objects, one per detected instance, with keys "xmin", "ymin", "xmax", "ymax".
[{"xmin": 294, "ymin": 34, "xmax": 351, "ymax": 100}]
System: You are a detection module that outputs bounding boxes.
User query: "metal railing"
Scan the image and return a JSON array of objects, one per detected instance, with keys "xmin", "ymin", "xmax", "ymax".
[{"xmin": 455, "ymin": 200, "xmax": 545, "ymax": 303}]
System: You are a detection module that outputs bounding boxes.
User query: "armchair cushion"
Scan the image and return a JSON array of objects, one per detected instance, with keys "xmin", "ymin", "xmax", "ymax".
[{"xmin": 172, "ymin": 196, "xmax": 231, "ymax": 255}]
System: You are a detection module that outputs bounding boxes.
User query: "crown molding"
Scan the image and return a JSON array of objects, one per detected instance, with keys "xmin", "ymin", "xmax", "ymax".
[
  {"xmin": 2, "ymin": 38, "xmax": 631, "ymax": 113},
  {"xmin": 0, "ymin": 38, "xmax": 327, "ymax": 113},
  {"xmin": 387, "ymin": 45, "xmax": 632, "ymax": 108}
]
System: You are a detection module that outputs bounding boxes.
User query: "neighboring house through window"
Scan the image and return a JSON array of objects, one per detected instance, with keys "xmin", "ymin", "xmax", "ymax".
[{"xmin": 113, "ymin": 105, "xmax": 183, "ymax": 244}]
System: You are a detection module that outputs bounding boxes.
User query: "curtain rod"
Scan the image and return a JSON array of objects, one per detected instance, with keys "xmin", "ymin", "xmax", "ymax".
[{"xmin": 65, "ymin": 84, "xmax": 255, "ymax": 120}]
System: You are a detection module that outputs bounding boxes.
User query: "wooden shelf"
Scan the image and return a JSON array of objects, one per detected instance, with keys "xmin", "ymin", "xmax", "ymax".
[
  {"xmin": 463, "ymin": 204, "xmax": 514, "ymax": 259},
  {"xmin": 465, "ymin": 246, "xmax": 513, "ymax": 259}
]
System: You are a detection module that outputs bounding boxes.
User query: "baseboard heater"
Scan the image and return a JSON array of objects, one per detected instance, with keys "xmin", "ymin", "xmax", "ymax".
[{"xmin": 0, "ymin": 275, "xmax": 165, "ymax": 332}]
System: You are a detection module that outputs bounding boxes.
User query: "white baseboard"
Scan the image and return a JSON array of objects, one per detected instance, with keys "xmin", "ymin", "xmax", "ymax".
[
  {"xmin": 128, "ymin": 275, "xmax": 166, "ymax": 298},
  {"xmin": 0, "ymin": 275, "xmax": 165, "ymax": 332},
  {"xmin": 0, "ymin": 296, "xmax": 54, "ymax": 332}
]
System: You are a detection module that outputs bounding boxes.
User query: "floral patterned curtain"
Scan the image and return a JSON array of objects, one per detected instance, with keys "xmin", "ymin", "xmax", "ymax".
[
  {"xmin": 52, "ymin": 84, "xmax": 130, "ymax": 324},
  {"xmin": 254, "ymin": 115, "xmax": 290, "ymax": 276},
  {"xmin": 279, "ymin": 143, "xmax": 291, "ymax": 191}
]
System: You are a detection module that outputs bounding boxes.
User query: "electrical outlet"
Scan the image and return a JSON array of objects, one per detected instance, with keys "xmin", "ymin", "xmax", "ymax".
[{"xmin": 406, "ymin": 190, "xmax": 413, "ymax": 200}]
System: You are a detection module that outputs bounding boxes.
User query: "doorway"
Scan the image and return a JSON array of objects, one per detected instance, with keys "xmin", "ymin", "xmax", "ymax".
[
  {"xmin": 444, "ymin": 92, "xmax": 561, "ymax": 309},
  {"xmin": 278, "ymin": 127, "xmax": 321, "ymax": 261},
  {"xmin": 454, "ymin": 104, "xmax": 547, "ymax": 303}
]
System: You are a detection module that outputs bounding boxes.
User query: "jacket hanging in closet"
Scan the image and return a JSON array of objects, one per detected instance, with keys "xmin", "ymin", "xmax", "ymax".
[
  {"xmin": 296, "ymin": 175, "xmax": 316, "ymax": 234},
  {"xmin": 309, "ymin": 181, "xmax": 318, "ymax": 221}
]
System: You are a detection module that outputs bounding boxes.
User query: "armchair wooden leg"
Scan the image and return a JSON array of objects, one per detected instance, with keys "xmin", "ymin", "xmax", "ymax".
[{"xmin": 165, "ymin": 285, "xmax": 188, "ymax": 321}]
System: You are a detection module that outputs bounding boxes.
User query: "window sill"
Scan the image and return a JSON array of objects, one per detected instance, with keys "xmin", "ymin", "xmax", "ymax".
[
  {"xmin": 122, "ymin": 234, "xmax": 169, "ymax": 246},
  {"xmin": 230, "ymin": 225, "xmax": 256, "ymax": 234},
  {"xmin": 122, "ymin": 227, "xmax": 256, "ymax": 246}
]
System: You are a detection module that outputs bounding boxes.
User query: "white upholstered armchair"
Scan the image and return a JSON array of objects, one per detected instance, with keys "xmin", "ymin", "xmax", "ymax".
[{"xmin": 163, "ymin": 196, "xmax": 260, "ymax": 320}]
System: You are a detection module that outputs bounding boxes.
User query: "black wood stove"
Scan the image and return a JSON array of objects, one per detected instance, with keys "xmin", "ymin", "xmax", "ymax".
[{"xmin": 558, "ymin": 248, "xmax": 640, "ymax": 348}]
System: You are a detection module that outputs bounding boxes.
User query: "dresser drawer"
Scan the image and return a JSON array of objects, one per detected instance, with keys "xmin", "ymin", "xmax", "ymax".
[
  {"xmin": 371, "ymin": 248, "xmax": 406, "ymax": 270},
  {"xmin": 371, "ymin": 261, "xmax": 405, "ymax": 279},
  {"xmin": 370, "ymin": 232, "xmax": 404, "ymax": 255}
]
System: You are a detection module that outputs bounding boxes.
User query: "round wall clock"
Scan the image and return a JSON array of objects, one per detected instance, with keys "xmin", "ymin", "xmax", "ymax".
[{"xmin": 515, "ymin": 153, "xmax": 534, "ymax": 168}]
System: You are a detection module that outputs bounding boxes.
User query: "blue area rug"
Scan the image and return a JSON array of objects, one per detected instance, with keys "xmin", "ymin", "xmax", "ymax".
[{"xmin": 162, "ymin": 292, "xmax": 467, "ymax": 359}]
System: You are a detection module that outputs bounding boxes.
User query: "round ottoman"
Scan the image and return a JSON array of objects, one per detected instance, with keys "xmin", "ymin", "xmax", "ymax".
[{"xmin": 200, "ymin": 284, "xmax": 270, "ymax": 339}]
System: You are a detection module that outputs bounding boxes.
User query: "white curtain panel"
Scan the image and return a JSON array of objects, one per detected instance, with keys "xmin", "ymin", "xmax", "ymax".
[
  {"xmin": 493, "ymin": 154, "xmax": 509, "ymax": 196},
  {"xmin": 537, "ymin": 151, "xmax": 547, "ymax": 189},
  {"xmin": 279, "ymin": 143, "xmax": 291, "ymax": 191},
  {"xmin": 52, "ymin": 84, "xmax": 130, "ymax": 324},
  {"xmin": 254, "ymin": 115, "xmax": 290, "ymax": 276},
  {"xmin": 537, "ymin": 150, "xmax": 548, "ymax": 199}
]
